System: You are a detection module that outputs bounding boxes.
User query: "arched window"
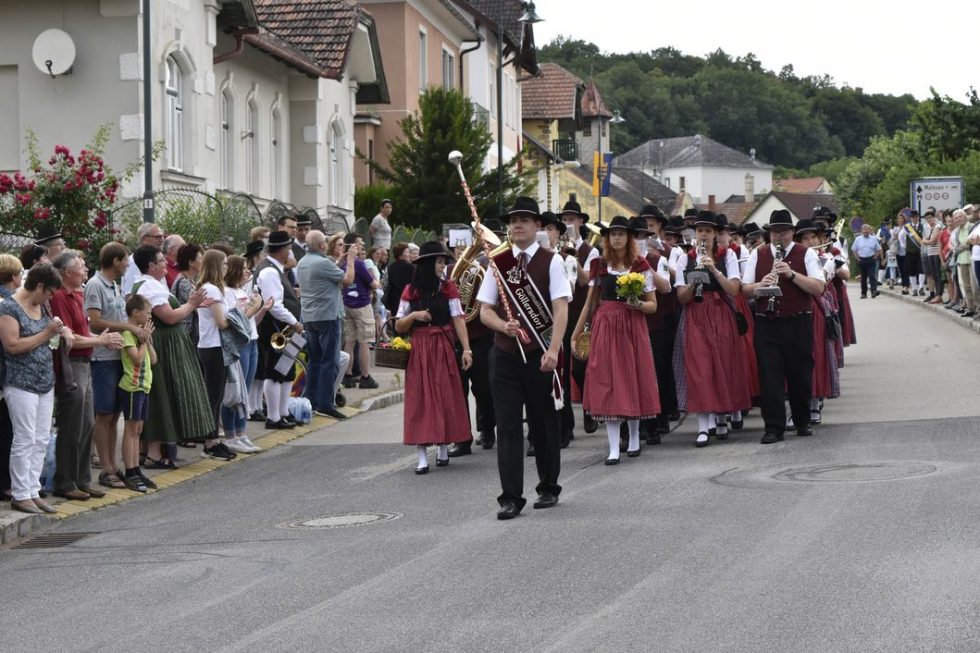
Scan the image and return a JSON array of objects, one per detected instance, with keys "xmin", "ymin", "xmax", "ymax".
[
  {"xmin": 220, "ymin": 90, "xmax": 234, "ymax": 189},
  {"xmin": 245, "ymin": 99, "xmax": 258, "ymax": 194},
  {"xmin": 329, "ymin": 124, "xmax": 341, "ymax": 206},
  {"xmin": 271, "ymin": 107, "xmax": 281, "ymax": 199},
  {"xmin": 165, "ymin": 56, "xmax": 184, "ymax": 171}
]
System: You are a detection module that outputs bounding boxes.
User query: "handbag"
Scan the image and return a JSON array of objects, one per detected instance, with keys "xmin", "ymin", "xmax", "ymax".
[{"xmin": 720, "ymin": 294, "xmax": 749, "ymax": 335}]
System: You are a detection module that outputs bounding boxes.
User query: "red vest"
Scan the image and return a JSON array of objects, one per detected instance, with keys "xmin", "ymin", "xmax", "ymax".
[
  {"xmin": 644, "ymin": 247, "xmax": 677, "ymax": 331},
  {"xmin": 492, "ymin": 247, "xmax": 555, "ymax": 354},
  {"xmin": 755, "ymin": 243, "xmax": 811, "ymax": 317}
]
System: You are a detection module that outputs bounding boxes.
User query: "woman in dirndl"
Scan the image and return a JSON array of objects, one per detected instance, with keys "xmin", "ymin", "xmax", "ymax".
[
  {"xmin": 673, "ymin": 212, "xmax": 752, "ymax": 448},
  {"xmin": 571, "ymin": 216, "xmax": 660, "ymax": 464},
  {"xmin": 717, "ymin": 215, "xmax": 759, "ymax": 425},
  {"xmin": 394, "ymin": 242, "xmax": 472, "ymax": 474},
  {"xmin": 131, "ymin": 245, "xmax": 215, "ymax": 468},
  {"xmin": 800, "ymin": 220, "xmax": 841, "ymax": 425}
]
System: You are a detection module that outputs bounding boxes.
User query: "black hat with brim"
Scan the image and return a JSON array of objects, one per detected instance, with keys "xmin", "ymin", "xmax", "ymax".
[
  {"xmin": 763, "ymin": 209, "xmax": 795, "ymax": 231},
  {"xmin": 415, "ymin": 240, "xmax": 456, "ymax": 262},
  {"xmin": 638, "ymin": 204, "xmax": 666, "ymax": 222},
  {"xmin": 244, "ymin": 240, "xmax": 265, "ymax": 258},
  {"xmin": 683, "ymin": 208, "xmax": 699, "ymax": 221},
  {"xmin": 561, "ymin": 200, "xmax": 587, "ymax": 222},
  {"xmin": 483, "ymin": 217, "xmax": 505, "ymax": 236},
  {"xmin": 629, "ymin": 216, "xmax": 649, "ymax": 234},
  {"xmin": 267, "ymin": 231, "xmax": 293, "ymax": 249},
  {"xmin": 741, "ymin": 222, "xmax": 763, "ymax": 238},
  {"xmin": 600, "ymin": 215, "xmax": 635, "ymax": 236},
  {"xmin": 694, "ymin": 211, "xmax": 719, "ymax": 229},
  {"xmin": 506, "ymin": 196, "xmax": 542, "ymax": 221},
  {"xmin": 541, "ymin": 211, "xmax": 567, "ymax": 235},
  {"xmin": 35, "ymin": 225, "xmax": 62, "ymax": 246},
  {"xmin": 793, "ymin": 219, "xmax": 818, "ymax": 238},
  {"xmin": 664, "ymin": 216, "xmax": 686, "ymax": 235}
]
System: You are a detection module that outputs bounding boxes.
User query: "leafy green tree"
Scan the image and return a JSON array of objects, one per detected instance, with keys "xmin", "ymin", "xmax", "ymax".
[
  {"xmin": 364, "ymin": 88, "xmax": 530, "ymax": 232},
  {"xmin": 911, "ymin": 89, "xmax": 980, "ymax": 162}
]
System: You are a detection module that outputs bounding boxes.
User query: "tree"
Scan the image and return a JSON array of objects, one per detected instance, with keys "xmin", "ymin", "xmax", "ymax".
[{"xmin": 364, "ymin": 88, "xmax": 530, "ymax": 232}]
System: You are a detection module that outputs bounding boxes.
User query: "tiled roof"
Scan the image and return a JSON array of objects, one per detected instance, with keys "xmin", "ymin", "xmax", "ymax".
[
  {"xmin": 774, "ymin": 177, "xmax": 830, "ymax": 194},
  {"xmin": 253, "ymin": 0, "xmax": 358, "ymax": 79},
  {"xmin": 580, "ymin": 80, "xmax": 612, "ymax": 119},
  {"xmin": 746, "ymin": 192, "xmax": 840, "ymax": 223},
  {"xmin": 457, "ymin": 0, "xmax": 537, "ymax": 72},
  {"xmin": 569, "ymin": 164, "xmax": 677, "ymax": 214},
  {"xmin": 698, "ymin": 201, "xmax": 759, "ymax": 225},
  {"xmin": 522, "ymin": 63, "xmax": 582, "ymax": 120},
  {"xmin": 618, "ymin": 134, "xmax": 774, "ymax": 170}
]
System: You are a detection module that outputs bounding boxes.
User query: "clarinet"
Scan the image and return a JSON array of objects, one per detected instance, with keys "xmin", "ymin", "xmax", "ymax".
[
  {"xmin": 767, "ymin": 243, "xmax": 785, "ymax": 314},
  {"xmin": 693, "ymin": 239, "xmax": 707, "ymax": 303}
]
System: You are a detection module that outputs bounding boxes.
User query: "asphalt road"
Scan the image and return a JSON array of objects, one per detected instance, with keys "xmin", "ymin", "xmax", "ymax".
[{"xmin": 2, "ymin": 291, "xmax": 979, "ymax": 652}]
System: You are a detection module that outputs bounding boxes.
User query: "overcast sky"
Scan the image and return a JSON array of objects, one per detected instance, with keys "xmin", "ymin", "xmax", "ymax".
[{"xmin": 531, "ymin": 0, "xmax": 978, "ymax": 101}]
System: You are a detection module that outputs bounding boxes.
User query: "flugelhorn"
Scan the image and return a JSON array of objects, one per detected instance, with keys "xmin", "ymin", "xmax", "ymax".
[
  {"xmin": 271, "ymin": 325, "xmax": 295, "ymax": 351},
  {"xmin": 447, "ymin": 150, "xmax": 530, "ymax": 359}
]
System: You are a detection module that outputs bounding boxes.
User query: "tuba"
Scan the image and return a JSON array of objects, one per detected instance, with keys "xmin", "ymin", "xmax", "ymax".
[
  {"xmin": 450, "ymin": 222, "xmax": 507, "ymax": 322},
  {"xmin": 584, "ymin": 222, "xmax": 603, "ymax": 247}
]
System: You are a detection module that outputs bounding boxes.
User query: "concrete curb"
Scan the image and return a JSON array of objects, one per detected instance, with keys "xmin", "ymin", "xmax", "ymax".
[
  {"xmin": 878, "ymin": 285, "xmax": 980, "ymax": 334},
  {"xmin": 0, "ymin": 385, "xmax": 406, "ymax": 548}
]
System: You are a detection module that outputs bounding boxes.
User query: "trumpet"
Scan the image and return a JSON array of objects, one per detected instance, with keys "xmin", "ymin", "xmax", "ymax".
[{"xmin": 271, "ymin": 325, "xmax": 295, "ymax": 351}]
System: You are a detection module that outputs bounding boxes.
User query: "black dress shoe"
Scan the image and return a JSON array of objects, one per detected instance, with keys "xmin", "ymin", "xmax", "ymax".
[
  {"xmin": 435, "ymin": 456, "xmax": 449, "ymax": 467},
  {"xmin": 533, "ymin": 493, "xmax": 559, "ymax": 509},
  {"xmin": 248, "ymin": 411, "xmax": 267, "ymax": 422},
  {"xmin": 626, "ymin": 449, "xmax": 640, "ymax": 458},
  {"xmin": 583, "ymin": 414, "xmax": 599, "ymax": 434},
  {"xmin": 283, "ymin": 414, "xmax": 296, "ymax": 424},
  {"xmin": 605, "ymin": 457, "xmax": 620, "ymax": 465},
  {"xmin": 415, "ymin": 465, "xmax": 429, "ymax": 475},
  {"xmin": 447, "ymin": 443, "xmax": 471, "ymax": 457},
  {"xmin": 731, "ymin": 419, "xmax": 744, "ymax": 430},
  {"xmin": 314, "ymin": 408, "xmax": 347, "ymax": 420},
  {"xmin": 265, "ymin": 418, "xmax": 295, "ymax": 430},
  {"xmin": 797, "ymin": 425, "xmax": 814, "ymax": 437},
  {"xmin": 526, "ymin": 443, "xmax": 536, "ymax": 457},
  {"xmin": 480, "ymin": 433, "xmax": 495, "ymax": 450},
  {"xmin": 760, "ymin": 431, "xmax": 784, "ymax": 444},
  {"xmin": 497, "ymin": 503, "xmax": 521, "ymax": 520},
  {"xmin": 645, "ymin": 432, "xmax": 661, "ymax": 445},
  {"xmin": 668, "ymin": 411, "xmax": 681, "ymax": 421},
  {"xmin": 560, "ymin": 431, "xmax": 573, "ymax": 449}
]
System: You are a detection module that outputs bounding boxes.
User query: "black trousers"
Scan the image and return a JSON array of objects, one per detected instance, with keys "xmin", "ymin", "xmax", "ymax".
[
  {"xmin": 858, "ymin": 257, "xmax": 878, "ymax": 296},
  {"xmin": 560, "ymin": 328, "xmax": 587, "ymax": 435},
  {"xmin": 459, "ymin": 335, "xmax": 495, "ymax": 443},
  {"xmin": 904, "ymin": 251, "xmax": 922, "ymax": 281},
  {"xmin": 490, "ymin": 346, "xmax": 561, "ymax": 508},
  {"xmin": 754, "ymin": 314, "xmax": 814, "ymax": 435},
  {"xmin": 897, "ymin": 255, "xmax": 909, "ymax": 287},
  {"xmin": 197, "ymin": 347, "xmax": 226, "ymax": 438},
  {"xmin": 650, "ymin": 327, "xmax": 677, "ymax": 423}
]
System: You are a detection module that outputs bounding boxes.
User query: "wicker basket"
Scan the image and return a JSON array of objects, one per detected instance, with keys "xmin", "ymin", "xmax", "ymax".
[{"xmin": 376, "ymin": 346, "xmax": 410, "ymax": 370}]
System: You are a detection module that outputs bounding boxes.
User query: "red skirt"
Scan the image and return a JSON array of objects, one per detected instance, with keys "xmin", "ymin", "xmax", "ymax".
[
  {"xmin": 678, "ymin": 292, "xmax": 752, "ymax": 413},
  {"xmin": 584, "ymin": 301, "xmax": 660, "ymax": 420},
  {"xmin": 403, "ymin": 325, "xmax": 471, "ymax": 445},
  {"xmin": 835, "ymin": 280, "xmax": 857, "ymax": 346},
  {"xmin": 811, "ymin": 299, "xmax": 831, "ymax": 398}
]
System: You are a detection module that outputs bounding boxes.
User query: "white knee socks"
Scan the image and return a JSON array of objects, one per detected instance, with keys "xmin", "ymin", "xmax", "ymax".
[
  {"xmin": 248, "ymin": 383, "xmax": 264, "ymax": 414},
  {"xmin": 263, "ymin": 380, "xmax": 281, "ymax": 422},
  {"xmin": 279, "ymin": 383, "xmax": 292, "ymax": 420},
  {"xmin": 606, "ymin": 420, "xmax": 622, "ymax": 459},
  {"xmin": 417, "ymin": 445, "xmax": 428, "ymax": 467},
  {"xmin": 697, "ymin": 412, "xmax": 712, "ymax": 433},
  {"xmin": 627, "ymin": 420, "xmax": 640, "ymax": 453}
]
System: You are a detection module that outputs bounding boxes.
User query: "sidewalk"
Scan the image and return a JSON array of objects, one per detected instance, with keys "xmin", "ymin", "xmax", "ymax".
[
  {"xmin": 0, "ymin": 363, "xmax": 406, "ymax": 546},
  {"xmin": 878, "ymin": 282, "xmax": 980, "ymax": 335}
]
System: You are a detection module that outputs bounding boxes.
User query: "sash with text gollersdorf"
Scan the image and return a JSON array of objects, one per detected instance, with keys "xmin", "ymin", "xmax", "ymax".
[{"xmin": 492, "ymin": 247, "xmax": 555, "ymax": 354}]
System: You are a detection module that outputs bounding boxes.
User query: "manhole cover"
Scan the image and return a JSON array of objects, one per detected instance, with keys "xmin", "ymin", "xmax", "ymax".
[
  {"xmin": 772, "ymin": 463, "xmax": 937, "ymax": 483},
  {"xmin": 278, "ymin": 512, "xmax": 402, "ymax": 530}
]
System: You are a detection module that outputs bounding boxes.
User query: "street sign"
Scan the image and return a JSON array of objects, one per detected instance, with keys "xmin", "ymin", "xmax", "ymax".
[
  {"xmin": 592, "ymin": 152, "xmax": 613, "ymax": 197},
  {"xmin": 910, "ymin": 177, "xmax": 964, "ymax": 213}
]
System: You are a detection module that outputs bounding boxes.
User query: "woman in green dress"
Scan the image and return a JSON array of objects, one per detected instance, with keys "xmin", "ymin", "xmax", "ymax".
[{"xmin": 131, "ymin": 245, "xmax": 214, "ymax": 468}]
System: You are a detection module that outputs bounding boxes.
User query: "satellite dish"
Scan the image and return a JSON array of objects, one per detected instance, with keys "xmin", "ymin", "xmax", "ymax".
[{"xmin": 32, "ymin": 29, "xmax": 76, "ymax": 77}]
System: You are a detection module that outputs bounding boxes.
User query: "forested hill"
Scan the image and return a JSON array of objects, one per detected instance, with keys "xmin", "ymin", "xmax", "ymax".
[{"xmin": 538, "ymin": 37, "xmax": 916, "ymax": 171}]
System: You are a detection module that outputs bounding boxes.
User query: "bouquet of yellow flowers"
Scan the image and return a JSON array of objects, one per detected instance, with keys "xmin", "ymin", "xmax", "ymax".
[
  {"xmin": 389, "ymin": 336, "xmax": 412, "ymax": 351},
  {"xmin": 615, "ymin": 272, "xmax": 646, "ymax": 305}
]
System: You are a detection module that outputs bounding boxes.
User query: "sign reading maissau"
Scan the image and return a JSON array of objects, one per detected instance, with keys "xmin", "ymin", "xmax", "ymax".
[{"xmin": 910, "ymin": 177, "xmax": 965, "ymax": 213}]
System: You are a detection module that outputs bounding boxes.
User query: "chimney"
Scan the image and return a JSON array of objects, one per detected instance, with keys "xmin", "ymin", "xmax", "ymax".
[
  {"xmin": 744, "ymin": 173, "xmax": 755, "ymax": 203},
  {"xmin": 749, "ymin": 148, "xmax": 756, "ymax": 162},
  {"xmin": 708, "ymin": 195, "xmax": 716, "ymax": 212}
]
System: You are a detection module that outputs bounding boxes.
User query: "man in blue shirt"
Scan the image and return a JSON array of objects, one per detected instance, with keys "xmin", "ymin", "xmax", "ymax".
[
  {"xmin": 296, "ymin": 230, "xmax": 357, "ymax": 419},
  {"xmin": 852, "ymin": 223, "xmax": 883, "ymax": 298}
]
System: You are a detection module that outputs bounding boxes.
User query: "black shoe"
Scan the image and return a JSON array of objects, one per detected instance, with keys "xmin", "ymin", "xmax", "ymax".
[
  {"xmin": 810, "ymin": 411, "xmax": 822, "ymax": 425},
  {"xmin": 668, "ymin": 412, "xmax": 681, "ymax": 421},
  {"xmin": 872, "ymin": 291, "xmax": 880, "ymax": 298},
  {"xmin": 797, "ymin": 425, "xmax": 814, "ymax": 437},
  {"xmin": 435, "ymin": 456, "xmax": 449, "ymax": 467},
  {"xmin": 533, "ymin": 494, "xmax": 559, "ymax": 509},
  {"xmin": 526, "ymin": 443, "xmax": 536, "ymax": 457},
  {"xmin": 447, "ymin": 443, "xmax": 471, "ymax": 457},
  {"xmin": 415, "ymin": 465, "xmax": 429, "ymax": 475},
  {"xmin": 901, "ymin": 289, "xmax": 909, "ymax": 295},
  {"xmin": 627, "ymin": 448, "xmax": 640, "ymax": 458},
  {"xmin": 315, "ymin": 408, "xmax": 347, "ymax": 420},
  {"xmin": 342, "ymin": 375, "xmax": 357, "ymax": 389},
  {"xmin": 760, "ymin": 431, "xmax": 784, "ymax": 444},
  {"xmin": 964, "ymin": 311, "xmax": 977, "ymax": 318},
  {"xmin": 265, "ymin": 418, "xmax": 294, "ymax": 430},
  {"xmin": 358, "ymin": 375, "xmax": 379, "ymax": 389},
  {"xmin": 583, "ymin": 414, "xmax": 599, "ymax": 434},
  {"xmin": 137, "ymin": 470, "xmax": 157, "ymax": 490},
  {"xmin": 695, "ymin": 432, "xmax": 709, "ymax": 448},
  {"xmin": 655, "ymin": 422, "xmax": 670, "ymax": 435},
  {"xmin": 497, "ymin": 502, "xmax": 521, "ymax": 520},
  {"xmin": 560, "ymin": 431, "xmax": 572, "ymax": 449},
  {"xmin": 283, "ymin": 414, "xmax": 296, "ymax": 424},
  {"xmin": 731, "ymin": 419, "xmax": 744, "ymax": 430},
  {"xmin": 201, "ymin": 444, "xmax": 236, "ymax": 461},
  {"xmin": 123, "ymin": 474, "xmax": 147, "ymax": 493},
  {"xmin": 479, "ymin": 432, "xmax": 495, "ymax": 450},
  {"xmin": 860, "ymin": 294, "xmax": 867, "ymax": 299},
  {"xmin": 248, "ymin": 411, "xmax": 267, "ymax": 422},
  {"xmin": 645, "ymin": 432, "xmax": 661, "ymax": 446},
  {"xmin": 604, "ymin": 457, "xmax": 620, "ymax": 465}
]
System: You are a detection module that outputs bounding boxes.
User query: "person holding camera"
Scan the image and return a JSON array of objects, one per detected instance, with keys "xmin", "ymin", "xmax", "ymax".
[{"xmin": 672, "ymin": 212, "xmax": 750, "ymax": 448}]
